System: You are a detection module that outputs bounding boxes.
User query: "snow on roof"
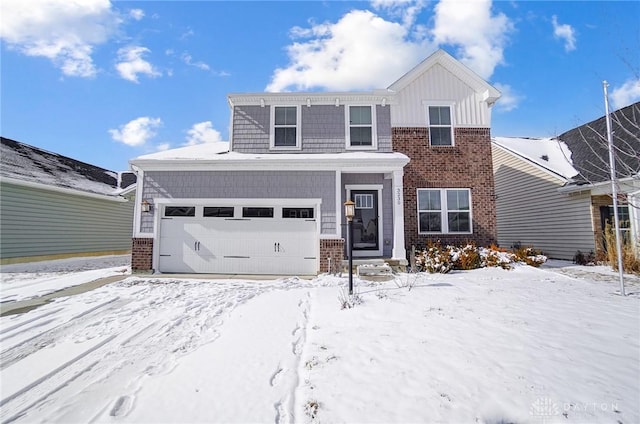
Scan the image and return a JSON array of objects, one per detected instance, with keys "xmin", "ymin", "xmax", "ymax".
[
  {"xmin": 133, "ymin": 142, "xmax": 230, "ymax": 161},
  {"xmin": 130, "ymin": 142, "xmax": 408, "ymax": 165},
  {"xmin": 492, "ymin": 136, "xmax": 579, "ymax": 180},
  {"xmin": 0, "ymin": 137, "xmax": 129, "ymax": 197}
]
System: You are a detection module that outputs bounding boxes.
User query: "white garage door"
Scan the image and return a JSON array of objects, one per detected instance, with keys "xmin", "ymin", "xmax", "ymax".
[{"xmin": 157, "ymin": 204, "xmax": 319, "ymax": 275}]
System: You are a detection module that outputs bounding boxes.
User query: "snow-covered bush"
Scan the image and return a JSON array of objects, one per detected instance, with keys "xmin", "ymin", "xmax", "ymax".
[
  {"xmin": 415, "ymin": 243, "xmax": 453, "ymax": 273},
  {"xmin": 414, "ymin": 243, "xmax": 546, "ymax": 273}
]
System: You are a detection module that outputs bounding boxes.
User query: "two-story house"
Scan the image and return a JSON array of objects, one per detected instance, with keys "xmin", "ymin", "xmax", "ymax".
[{"xmin": 129, "ymin": 49, "xmax": 500, "ymax": 275}]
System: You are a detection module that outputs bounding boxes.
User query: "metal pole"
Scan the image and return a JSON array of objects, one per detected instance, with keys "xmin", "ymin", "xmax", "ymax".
[
  {"xmin": 348, "ymin": 219, "xmax": 353, "ymax": 295},
  {"xmin": 603, "ymin": 80, "xmax": 626, "ymax": 296}
]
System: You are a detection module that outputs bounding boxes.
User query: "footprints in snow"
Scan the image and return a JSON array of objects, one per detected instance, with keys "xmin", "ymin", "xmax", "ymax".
[{"xmin": 110, "ymin": 395, "xmax": 134, "ymax": 417}]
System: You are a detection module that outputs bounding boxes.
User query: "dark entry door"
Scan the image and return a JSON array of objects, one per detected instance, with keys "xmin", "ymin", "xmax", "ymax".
[{"xmin": 351, "ymin": 190, "xmax": 379, "ymax": 252}]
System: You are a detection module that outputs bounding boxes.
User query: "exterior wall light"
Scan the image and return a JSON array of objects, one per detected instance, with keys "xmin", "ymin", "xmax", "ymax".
[{"xmin": 141, "ymin": 200, "xmax": 151, "ymax": 213}]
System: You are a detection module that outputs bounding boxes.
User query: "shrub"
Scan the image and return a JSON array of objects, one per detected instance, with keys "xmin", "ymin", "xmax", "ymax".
[
  {"xmin": 414, "ymin": 243, "xmax": 546, "ymax": 273},
  {"xmin": 573, "ymin": 250, "xmax": 595, "ymax": 265},
  {"xmin": 604, "ymin": 223, "xmax": 640, "ymax": 275},
  {"xmin": 454, "ymin": 243, "xmax": 482, "ymax": 270},
  {"xmin": 415, "ymin": 242, "xmax": 453, "ymax": 273}
]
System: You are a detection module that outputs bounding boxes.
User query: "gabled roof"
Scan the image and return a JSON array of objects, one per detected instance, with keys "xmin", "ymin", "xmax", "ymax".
[
  {"xmin": 559, "ymin": 102, "xmax": 640, "ymax": 185},
  {"xmin": 492, "ymin": 137, "xmax": 579, "ymax": 181},
  {"xmin": 387, "ymin": 49, "xmax": 501, "ymax": 105},
  {"xmin": 0, "ymin": 137, "xmax": 135, "ymax": 197}
]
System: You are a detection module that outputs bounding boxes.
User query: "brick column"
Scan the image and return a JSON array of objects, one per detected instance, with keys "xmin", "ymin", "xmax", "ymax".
[
  {"xmin": 319, "ymin": 239, "xmax": 345, "ymax": 274},
  {"xmin": 132, "ymin": 238, "xmax": 153, "ymax": 273}
]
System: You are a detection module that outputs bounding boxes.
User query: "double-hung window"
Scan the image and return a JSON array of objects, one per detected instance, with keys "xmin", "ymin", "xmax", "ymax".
[
  {"xmin": 417, "ymin": 188, "xmax": 471, "ymax": 234},
  {"xmin": 347, "ymin": 105, "xmax": 376, "ymax": 148},
  {"xmin": 271, "ymin": 105, "xmax": 300, "ymax": 149},
  {"xmin": 427, "ymin": 105, "xmax": 453, "ymax": 146}
]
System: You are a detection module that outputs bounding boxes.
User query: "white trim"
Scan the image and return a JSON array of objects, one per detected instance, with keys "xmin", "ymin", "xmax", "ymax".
[
  {"xmin": 345, "ymin": 184, "xmax": 384, "ymax": 257},
  {"xmin": 132, "ymin": 166, "xmax": 145, "ymax": 237},
  {"xmin": 269, "ymin": 105, "xmax": 302, "ymax": 151},
  {"xmin": 228, "ymin": 91, "xmax": 396, "ymax": 107},
  {"xmin": 423, "ymin": 102, "xmax": 455, "ymax": 146},
  {"xmin": 0, "ymin": 176, "xmax": 128, "ymax": 202},
  {"xmin": 335, "ymin": 170, "xmax": 342, "ymax": 238},
  {"xmin": 416, "ymin": 188, "xmax": 473, "ymax": 235},
  {"xmin": 345, "ymin": 104, "xmax": 378, "ymax": 150},
  {"xmin": 391, "ymin": 169, "xmax": 406, "ymax": 260},
  {"xmin": 131, "ymin": 152, "xmax": 409, "ymax": 173}
]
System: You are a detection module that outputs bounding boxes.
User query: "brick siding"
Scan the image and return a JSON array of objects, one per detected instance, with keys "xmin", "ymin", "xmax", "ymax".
[
  {"xmin": 132, "ymin": 238, "xmax": 153, "ymax": 272},
  {"xmin": 393, "ymin": 127, "xmax": 497, "ymax": 250},
  {"xmin": 319, "ymin": 238, "xmax": 345, "ymax": 274}
]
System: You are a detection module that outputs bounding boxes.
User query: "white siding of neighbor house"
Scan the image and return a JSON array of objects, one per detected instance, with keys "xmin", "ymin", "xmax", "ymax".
[
  {"xmin": 0, "ymin": 181, "xmax": 134, "ymax": 262},
  {"xmin": 492, "ymin": 144, "xmax": 595, "ymax": 260},
  {"xmin": 391, "ymin": 63, "xmax": 492, "ymax": 128}
]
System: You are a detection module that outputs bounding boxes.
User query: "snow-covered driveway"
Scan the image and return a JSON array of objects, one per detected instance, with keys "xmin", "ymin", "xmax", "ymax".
[{"xmin": 1, "ymin": 261, "xmax": 639, "ymax": 424}]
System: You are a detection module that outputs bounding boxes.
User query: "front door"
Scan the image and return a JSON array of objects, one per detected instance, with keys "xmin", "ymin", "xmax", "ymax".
[{"xmin": 350, "ymin": 190, "xmax": 381, "ymax": 255}]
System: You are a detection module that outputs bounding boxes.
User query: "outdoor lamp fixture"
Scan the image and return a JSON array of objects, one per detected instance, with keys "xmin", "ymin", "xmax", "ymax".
[
  {"xmin": 141, "ymin": 200, "xmax": 151, "ymax": 213},
  {"xmin": 344, "ymin": 199, "xmax": 355, "ymax": 295}
]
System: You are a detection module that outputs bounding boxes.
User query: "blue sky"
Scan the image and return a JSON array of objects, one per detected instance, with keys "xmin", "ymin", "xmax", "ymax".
[{"xmin": 1, "ymin": 0, "xmax": 639, "ymax": 172}]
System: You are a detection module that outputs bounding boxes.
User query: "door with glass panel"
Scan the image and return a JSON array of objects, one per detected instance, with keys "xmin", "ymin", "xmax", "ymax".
[{"xmin": 350, "ymin": 190, "xmax": 379, "ymax": 253}]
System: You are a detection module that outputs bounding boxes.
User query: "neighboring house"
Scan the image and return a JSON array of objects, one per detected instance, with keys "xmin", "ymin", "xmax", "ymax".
[
  {"xmin": 0, "ymin": 137, "xmax": 136, "ymax": 264},
  {"xmin": 129, "ymin": 49, "xmax": 501, "ymax": 275},
  {"xmin": 492, "ymin": 102, "xmax": 640, "ymax": 260}
]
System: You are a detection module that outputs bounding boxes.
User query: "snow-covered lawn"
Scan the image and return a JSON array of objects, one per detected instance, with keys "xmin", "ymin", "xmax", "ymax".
[{"xmin": 1, "ymin": 258, "xmax": 638, "ymax": 423}]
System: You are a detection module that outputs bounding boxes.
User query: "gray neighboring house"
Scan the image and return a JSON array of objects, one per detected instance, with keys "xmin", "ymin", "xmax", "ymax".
[
  {"xmin": 0, "ymin": 137, "xmax": 136, "ymax": 264},
  {"xmin": 492, "ymin": 102, "xmax": 640, "ymax": 260}
]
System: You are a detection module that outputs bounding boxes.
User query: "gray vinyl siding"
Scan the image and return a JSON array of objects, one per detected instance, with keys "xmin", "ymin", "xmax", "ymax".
[
  {"xmin": 492, "ymin": 145, "xmax": 595, "ymax": 260},
  {"xmin": 341, "ymin": 173, "xmax": 393, "ymax": 257},
  {"xmin": 231, "ymin": 105, "xmax": 392, "ymax": 153},
  {"xmin": 0, "ymin": 181, "xmax": 134, "ymax": 260},
  {"xmin": 141, "ymin": 170, "xmax": 336, "ymax": 235}
]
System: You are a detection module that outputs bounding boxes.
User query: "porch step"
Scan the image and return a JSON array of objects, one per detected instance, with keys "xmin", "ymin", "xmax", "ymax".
[{"xmin": 341, "ymin": 259, "xmax": 396, "ymax": 281}]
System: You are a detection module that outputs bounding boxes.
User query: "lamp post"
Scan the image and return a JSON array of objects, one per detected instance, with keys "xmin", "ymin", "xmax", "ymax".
[{"xmin": 344, "ymin": 199, "xmax": 355, "ymax": 295}]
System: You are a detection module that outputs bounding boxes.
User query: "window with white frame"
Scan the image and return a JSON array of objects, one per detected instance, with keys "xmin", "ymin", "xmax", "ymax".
[
  {"xmin": 271, "ymin": 106, "xmax": 299, "ymax": 148},
  {"xmin": 427, "ymin": 106, "xmax": 453, "ymax": 146},
  {"xmin": 417, "ymin": 188, "xmax": 471, "ymax": 234},
  {"xmin": 347, "ymin": 105, "xmax": 375, "ymax": 147}
]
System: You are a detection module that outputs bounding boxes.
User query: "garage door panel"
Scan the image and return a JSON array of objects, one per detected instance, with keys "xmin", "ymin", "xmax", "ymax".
[{"xmin": 158, "ymin": 206, "xmax": 319, "ymax": 275}]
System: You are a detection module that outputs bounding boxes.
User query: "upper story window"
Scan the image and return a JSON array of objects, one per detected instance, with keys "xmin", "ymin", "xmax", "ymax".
[
  {"xmin": 271, "ymin": 105, "xmax": 300, "ymax": 149},
  {"xmin": 346, "ymin": 105, "xmax": 376, "ymax": 149},
  {"xmin": 427, "ymin": 105, "xmax": 453, "ymax": 146},
  {"xmin": 417, "ymin": 188, "xmax": 471, "ymax": 234}
]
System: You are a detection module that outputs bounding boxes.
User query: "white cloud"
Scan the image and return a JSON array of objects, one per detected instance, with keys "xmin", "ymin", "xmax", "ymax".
[
  {"xmin": 610, "ymin": 78, "xmax": 640, "ymax": 110},
  {"xmin": 0, "ymin": 0, "xmax": 120, "ymax": 77},
  {"xmin": 156, "ymin": 142, "xmax": 171, "ymax": 151},
  {"xmin": 267, "ymin": 9, "xmax": 433, "ymax": 92},
  {"xmin": 182, "ymin": 52, "xmax": 210, "ymax": 71},
  {"xmin": 129, "ymin": 8, "xmax": 144, "ymax": 21},
  {"xmin": 551, "ymin": 15, "xmax": 576, "ymax": 52},
  {"xmin": 185, "ymin": 121, "xmax": 224, "ymax": 146},
  {"xmin": 493, "ymin": 83, "xmax": 523, "ymax": 112},
  {"xmin": 432, "ymin": 0, "xmax": 513, "ymax": 79},
  {"xmin": 115, "ymin": 45, "xmax": 161, "ymax": 83},
  {"xmin": 267, "ymin": 0, "xmax": 513, "ymax": 91},
  {"xmin": 109, "ymin": 117, "xmax": 162, "ymax": 146}
]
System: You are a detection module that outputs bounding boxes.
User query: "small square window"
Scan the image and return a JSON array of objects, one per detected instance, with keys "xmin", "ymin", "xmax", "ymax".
[
  {"xmin": 203, "ymin": 207, "xmax": 235, "ymax": 217},
  {"xmin": 164, "ymin": 206, "xmax": 195, "ymax": 217}
]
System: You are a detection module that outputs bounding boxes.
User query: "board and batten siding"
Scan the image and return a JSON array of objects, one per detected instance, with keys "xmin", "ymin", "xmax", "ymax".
[
  {"xmin": 140, "ymin": 170, "xmax": 337, "ymax": 235},
  {"xmin": 392, "ymin": 63, "xmax": 492, "ymax": 128},
  {"xmin": 492, "ymin": 144, "xmax": 595, "ymax": 260},
  {"xmin": 232, "ymin": 105, "xmax": 392, "ymax": 153},
  {"xmin": 0, "ymin": 181, "xmax": 134, "ymax": 262}
]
